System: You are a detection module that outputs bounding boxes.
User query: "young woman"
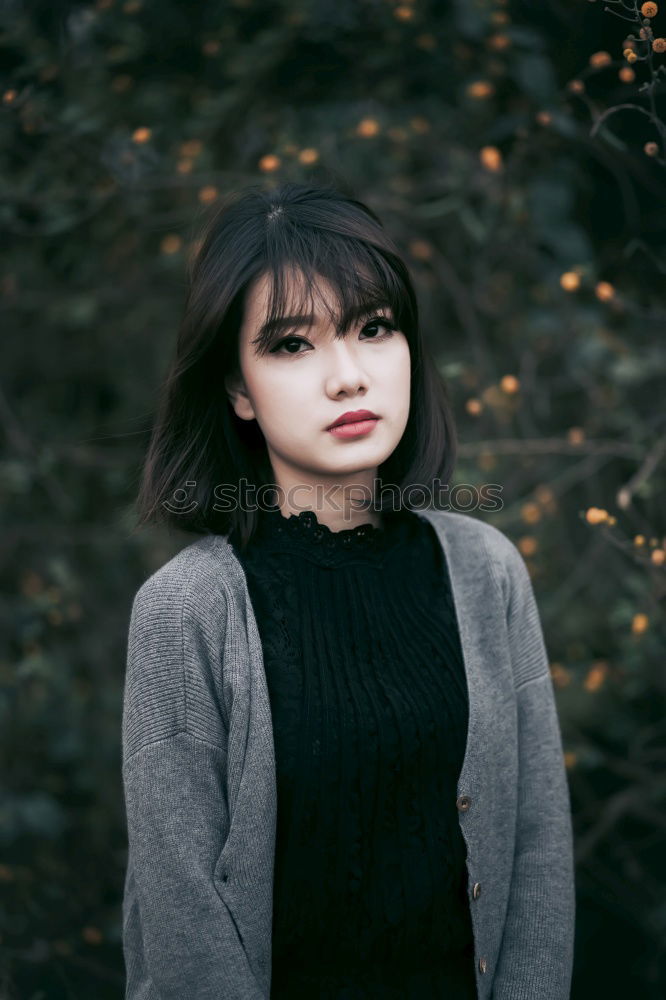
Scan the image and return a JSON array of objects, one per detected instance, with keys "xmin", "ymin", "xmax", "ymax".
[{"xmin": 121, "ymin": 182, "xmax": 575, "ymax": 1000}]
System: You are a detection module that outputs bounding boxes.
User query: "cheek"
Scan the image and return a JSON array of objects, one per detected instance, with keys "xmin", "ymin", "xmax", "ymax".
[
  {"xmin": 249, "ymin": 374, "xmax": 283, "ymax": 416},
  {"xmin": 244, "ymin": 367, "xmax": 313, "ymax": 441},
  {"xmin": 243, "ymin": 360, "xmax": 305, "ymax": 416},
  {"xmin": 385, "ymin": 340, "xmax": 411, "ymax": 393}
]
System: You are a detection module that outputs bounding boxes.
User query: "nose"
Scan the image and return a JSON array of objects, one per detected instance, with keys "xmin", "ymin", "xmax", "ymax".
[{"xmin": 324, "ymin": 340, "xmax": 369, "ymax": 397}]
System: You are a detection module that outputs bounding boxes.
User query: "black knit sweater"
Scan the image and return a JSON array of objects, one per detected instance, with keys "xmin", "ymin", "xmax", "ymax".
[{"xmin": 228, "ymin": 504, "xmax": 477, "ymax": 1000}]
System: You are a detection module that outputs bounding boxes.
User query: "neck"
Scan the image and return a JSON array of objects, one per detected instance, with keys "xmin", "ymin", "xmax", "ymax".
[
  {"xmin": 278, "ymin": 503, "xmax": 383, "ymax": 534},
  {"xmin": 270, "ymin": 487, "xmax": 382, "ymax": 533}
]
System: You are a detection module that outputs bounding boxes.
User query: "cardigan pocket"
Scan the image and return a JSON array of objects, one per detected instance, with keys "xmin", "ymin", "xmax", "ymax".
[
  {"xmin": 213, "ymin": 844, "xmax": 270, "ymax": 1000},
  {"xmin": 213, "ymin": 840, "xmax": 272, "ymax": 997},
  {"xmin": 213, "ymin": 843, "xmax": 245, "ymax": 943}
]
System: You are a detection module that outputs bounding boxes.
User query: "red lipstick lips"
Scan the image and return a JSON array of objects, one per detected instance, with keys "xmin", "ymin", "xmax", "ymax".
[
  {"xmin": 326, "ymin": 409, "xmax": 380, "ymax": 439},
  {"xmin": 327, "ymin": 409, "xmax": 379, "ymax": 429}
]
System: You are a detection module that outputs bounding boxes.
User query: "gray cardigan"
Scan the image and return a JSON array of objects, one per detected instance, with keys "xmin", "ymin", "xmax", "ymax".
[{"xmin": 121, "ymin": 508, "xmax": 576, "ymax": 1000}]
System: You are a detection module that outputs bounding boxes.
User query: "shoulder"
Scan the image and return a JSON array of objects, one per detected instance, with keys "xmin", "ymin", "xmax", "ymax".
[
  {"xmin": 415, "ymin": 507, "xmax": 528, "ymax": 608},
  {"xmin": 124, "ymin": 534, "xmax": 245, "ymax": 757},
  {"xmin": 130, "ymin": 533, "xmax": 246, "ymax": 633}
]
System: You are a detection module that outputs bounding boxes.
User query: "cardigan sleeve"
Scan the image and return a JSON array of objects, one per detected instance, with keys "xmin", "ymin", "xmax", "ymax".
[
  {"xmin": 490, "ymin": 542, "xmax": 576, "ymax": 1000},
  {"xmin": 121, "ymin": 569, "xmax": 265, "ymax": 1000}
]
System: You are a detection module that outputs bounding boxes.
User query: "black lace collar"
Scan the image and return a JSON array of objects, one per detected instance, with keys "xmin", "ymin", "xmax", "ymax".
[{"xmin": 245, "ymin": 502, "xmax": 416, "ymax": 565}]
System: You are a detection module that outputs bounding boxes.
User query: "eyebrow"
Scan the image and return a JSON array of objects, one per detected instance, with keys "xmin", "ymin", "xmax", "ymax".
[{"xmin": 250, "ymin": 298, "xmax": 394, "ymax": 347}]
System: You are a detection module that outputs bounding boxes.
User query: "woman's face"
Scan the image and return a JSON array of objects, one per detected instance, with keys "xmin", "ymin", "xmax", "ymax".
[{"xmin": 226, "ymin": 269, "xmax": 411, "ymax": 511}]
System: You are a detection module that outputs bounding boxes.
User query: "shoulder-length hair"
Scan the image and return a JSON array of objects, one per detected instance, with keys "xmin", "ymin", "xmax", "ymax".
[{"xmin": 136, "ymin": 180, "xmax": 457, "ymax": 549}]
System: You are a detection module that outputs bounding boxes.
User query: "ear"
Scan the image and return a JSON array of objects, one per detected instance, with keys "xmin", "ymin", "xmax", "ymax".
[{"xmin": 225, "ymin": 373, "xmax": 256, "ymax": 421}]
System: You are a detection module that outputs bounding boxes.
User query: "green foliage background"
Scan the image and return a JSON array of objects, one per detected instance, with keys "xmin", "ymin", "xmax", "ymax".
[{"xmin": 1, "ymin": 0, "xmax": 665, "ymax": 997}]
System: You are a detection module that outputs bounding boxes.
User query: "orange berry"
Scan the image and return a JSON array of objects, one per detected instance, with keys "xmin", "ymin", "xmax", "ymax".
[
  {"xmin": 595, "ymin": 281, "xmax": 615, "ymax": 301},
  {"xmin": 467, "ymin": 80, "xmax": 495, "ymax": 98},
  {"xmin": 640, "ymin": 3, "xmax": 658, "ymax": 18},
  {"xmin": 298, "ymin": 148, "xmax": 318, "ymax": 165},
  {"xmin": 160, "ymin": 234, "xmax": 182, "ymax": 255},
  {"xmin": 535, "ymin": 484, "xmax": 555, "ymax": 506},
  {"xmin": 589, "ymin": 51, "xmax": 612, "ymax": 68},
  {"xmin": 356, "ymin": 118, "xmax": 380, "ymax": 137},
  {"xmin": 488, "ymin": 34, "xmax": 511, "ymax": 51},
  {"xmin": 131, "ymin": 126, "xmax": 151, "ymax": 143},
  {"xmin": 258, "ymin": 154, "xmax": 280, "ymax": 172},
  {"xmin": 408, "ymin": 239, "xmax": 433, "ymax": 261},
  {"xmin": 585, "ymin": 507, "xmax": 608, "ymax": 525},
  {"xmin": 584, "ymin": 661, "xmax": 608, "ymax": 692},
  {"xmin": 180, "ymin": 139, "xmax": 203, "ymax": 158},
  {"xmin": 82, "ymin": 926, "xmax": 103, "ymax": 945},
  {"xmin": 500, "ymin": 374, "xmax": 520, "ymax": 394},
  {"xmin": 518, "ymin": 536, "xmax": 538, "ymax": 557},
  {"xmin": 551, "ymin": 664, "xmax": 572, "ymax": 689},
  {"xmin": 480, "ymin": 145, "xmax": 503, "ymax": 171},
  {"xmin": 520, "ymin": 502, "xmax": 541, "ymax": 525},
  {"xmin": 198, "ymin": 185, "xmax": 218, "ymax": 204},
  {"xmin": 560, "ymin": 271, "xmax": 581, "ymax": 292}
]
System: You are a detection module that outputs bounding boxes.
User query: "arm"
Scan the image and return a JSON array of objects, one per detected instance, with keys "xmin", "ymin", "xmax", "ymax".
[
  {"xmin": 121, "ymin": 569, "xmax": 265, "ymax": 1000},
  {"xmin": 490, "ymin": 541, "xmax": 576, "ymax": 1000}
]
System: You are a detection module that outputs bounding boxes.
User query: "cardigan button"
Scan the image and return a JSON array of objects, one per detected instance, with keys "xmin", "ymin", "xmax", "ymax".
[
  {"xmin": 479, "ymin": 957, "xmax": 487, "ymax": 974},
  {"xmin": 456, "ymin": 794, "xmax": 472, "ymax": 812},
  {"xmin": 472, "ymin": 881, "xmax": 482, "ymax": 899}
]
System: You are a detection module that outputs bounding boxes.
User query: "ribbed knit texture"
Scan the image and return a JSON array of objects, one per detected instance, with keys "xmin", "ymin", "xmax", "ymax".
[
  {"xmin": 121, "ymin": 509, "xmax": 576, "ymax": 1000},
  {"xmin": 227, "ymin": 504, "xmax": 477, "ymax": 999}
]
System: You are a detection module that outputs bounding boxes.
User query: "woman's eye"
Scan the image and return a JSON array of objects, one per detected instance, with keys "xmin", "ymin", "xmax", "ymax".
[
  {"xmin": 361, "ymin": 317, "xmax": 396, "ymax": 339},
  {"xmin": 270, "ymin": 337, "xmax": 309, "ymax": 355},
  {"xmin": 270, "ymin": 318, "xmax": 396, "ymax": 356}
]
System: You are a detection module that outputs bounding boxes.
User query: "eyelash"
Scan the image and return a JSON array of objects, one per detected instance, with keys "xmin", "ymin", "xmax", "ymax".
[{"xmin": 269, "ymin": 317, "xmax": 396, "ymax": 356}]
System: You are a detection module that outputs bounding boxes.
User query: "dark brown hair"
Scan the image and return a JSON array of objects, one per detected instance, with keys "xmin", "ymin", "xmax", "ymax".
[{"xmin": 135, "ymin": 180, "xmax": 457, "ymax": 548}]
